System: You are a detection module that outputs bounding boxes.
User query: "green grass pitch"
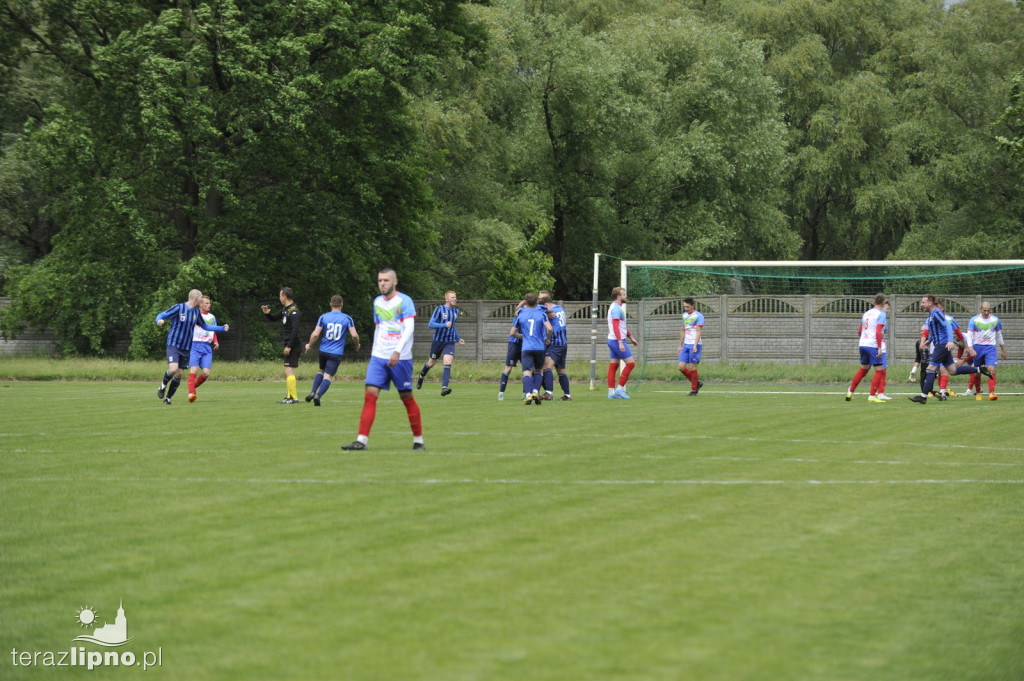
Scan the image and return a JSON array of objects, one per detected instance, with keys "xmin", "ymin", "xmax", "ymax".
[{"xmin": 2, "ymin": 380, "xmax": 1022, "ymax": 680}]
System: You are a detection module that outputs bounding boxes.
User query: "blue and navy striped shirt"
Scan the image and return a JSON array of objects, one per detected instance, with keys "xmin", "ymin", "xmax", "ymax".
[
  {"xmin": 429, "ymin": 305, "xmax": 461, "ymax": 343},
  {"xmin": 925, "ymin": 308, "xmax": 954, "ymax": 346},
  {"xmin": 548, "ymin": 304, "xmax": 568, "ymax": 347},
  {"xmin": 508, "ymin": 308, "xmax": 522, "ymax": 344},
  {"xmin": 156, "ymin": 302, "xmax": 226, "ymax": 352}
]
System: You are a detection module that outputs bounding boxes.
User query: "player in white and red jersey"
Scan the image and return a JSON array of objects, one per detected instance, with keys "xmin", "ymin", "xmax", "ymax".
[
  {"xmin": 606, "ymin": 287, "xmax": 638, "ymax": 399},
  {"xmin": 847, "ymin": 293, "xmax": 888, "ymax": 402},
  {"xmin": 341, "ymin": 268, "xmax": 424, "ymax": 451},
  {"xmin": 187, "ymin": 295, "xmax": 220, "ymax": 402}
]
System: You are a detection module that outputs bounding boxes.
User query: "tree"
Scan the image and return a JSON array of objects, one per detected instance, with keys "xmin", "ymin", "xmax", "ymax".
[
  {"xmin": 417, "ymin": 0, "xmax": 797, "ymax": 300},
  {"xmin": 0, "ymin": 0, "xmax": 483, "ymax": 354},
  {"xmin": 889, "ymin": 0, "xmax": 1024, "ymax": 258}
]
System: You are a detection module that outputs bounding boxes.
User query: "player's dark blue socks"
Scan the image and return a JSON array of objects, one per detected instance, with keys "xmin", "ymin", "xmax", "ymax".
[
  {"xmin": 953, "ymin": 365, "xmax": 979, "ymax": 375},
  {"xmin": 161, "ymin": 371, "xmax": 172, "ymax": 388},
  {"xmin": 543, "ymin": 369, "xmax": 554, "ymax": 393},
  {"xmin": 311, "ymin": 372, "xmax": 324, "ymax": 395},
  {"xmin": 500, "ymin": 373, "xmax": 509, "ymax": 392},
  {"xmin": 922, "ymin": 369, "xmax": 937, "ymax": 396},
  {"xmin": 559, "ymin": 373, "xmax": 571, "ymax": 395},
  {"xmin": 442, "ymin": 366, "xmax": 451, "ymax": 387},
  {"xmin": 167, "ymin": 377, "xmax": 181, "ymax": 398},
  {"xmin": 419, "ymin": 364, "xmax": 431, "ymax": 378},
  {"xmin": 316, "ymin": 378, "xmax": 331, "ymax": 398},
  {"xmin": 531, "ymin": 372, "xmax": 545, "ymax": 394}
]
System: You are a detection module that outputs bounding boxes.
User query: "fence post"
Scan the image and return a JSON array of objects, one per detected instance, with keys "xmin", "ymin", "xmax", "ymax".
[
  {"xmin": 804, "ymin": 295, "xmax": 813, "ymax": 364},
  {"xmin": 719, "ymin": 295, "xmax": 728, "ymax": 363},
  {"xmin": 890, "ymin": 295, "xmax": 898, "ymax": 365},
  {"xmin": 476, "ymin": 300, "xmax": 484, "ymax": 362}
]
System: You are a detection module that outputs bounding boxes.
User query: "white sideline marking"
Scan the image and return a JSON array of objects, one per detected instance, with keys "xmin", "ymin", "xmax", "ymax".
[
  {"xmin": 649, "ymin": 389, "xmax": 1024, "ymax": 396},
  {"xmin": 379, "ymin": 429, "xmax": 1024, "ymax": 453},
  {"xmin": 13, "ymin": 476, "xmax": 1024, "ymax": 486}
]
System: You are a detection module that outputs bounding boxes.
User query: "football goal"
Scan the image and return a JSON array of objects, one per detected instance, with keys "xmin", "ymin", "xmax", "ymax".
[{"xmin": 588, "ymin": 258, "xmax": 1024, "ymax": 389}]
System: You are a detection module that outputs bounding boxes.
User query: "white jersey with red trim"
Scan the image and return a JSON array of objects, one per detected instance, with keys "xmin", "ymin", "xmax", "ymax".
[
  {"xmin": 607, "ymin": 302, "xmax": 627, "ymax": 340},
  {"xmin": 858, "ymin": 308, "xmax": 886, "ymax": 349}
]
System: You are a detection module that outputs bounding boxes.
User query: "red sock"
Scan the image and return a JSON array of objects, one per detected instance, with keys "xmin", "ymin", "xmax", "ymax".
[
  {"xmin": 869, "ymin": 371, "xmax": 882, "ymax": 395},
  {"xmin": 876, "ymin": 369, "xmax": 886, "ymax": 394},
  {"xmin": 402, "ymin": 396, "xmax": 423, "ymax": 437},
  {"xmin": 850, "ymin": 368, "xmax": 868, "ymax": 392},
  {"xmin": 681, "ymin": 368, "xmax": 692, "ymax": 380},
  {"xmin": 989, "ymin": 374, "xmax": 996, "ymax": 393},
  {"xmin": 619, "ymin": 362, "xmax": 634, "ymax": 387},
  {"xmin": 358, "ymin": 392, "xmax": 379, "ymax": 437},
  {"xmin": 608, "ymin": 364, "xmax": 618, "ymax": 389},
  {"xmin": 691, "ymin": 369, "xmax": 700, "ymax": 391},
  {"xmin": 939, "ymin": 375, "xmax": 949, "ymax": 390},
  {"xmin": 195, "ymin": 374, "xmax": 208, "ymax": 388},
  {"xmin": 188, "ymin": 373, "xmax": 197, "ymax": 394}
]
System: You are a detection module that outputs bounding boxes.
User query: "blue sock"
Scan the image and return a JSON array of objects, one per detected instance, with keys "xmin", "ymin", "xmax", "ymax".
[
  {"xmin": 500, "ymin": 373, "xmax": 509, "ymax": 393},
  {"xmin": 162, "ymin": 371, "xmax": 172, "ymax": 386},
  {"xmin": 922, "ymin": 370, "xmax": 937, "ymax": 395},
  {"xmin": 420, "ymin": 363, "xmax": 431, "ymax": 377},
  {"xmin": 953, "ymin": 365, "xmax": 978, "ymax": 375},
  {"xmin": 442, "ymin": 365, "xmax": 451, "ymax": 387},
  {"xmin": 543, "ymin": 369, "xmax": 554, "ymax": 392},
  {"xmin": 311, "ymin": 372, "xmax": 324, "ymax": 395},
  {"xmin": 532, "ymin": 372, "xmax": 544, "ymax": 394},
  {"xmin": 559, "ymin": 373, "xmax": 570, "ymax": 396},
  {"xmin": 316, "ymin": 378, "xmax": 331, "ymax": 398},
  {"xmin": 167, "ymin": 377, "xmax": 181, "ymax": 398}
]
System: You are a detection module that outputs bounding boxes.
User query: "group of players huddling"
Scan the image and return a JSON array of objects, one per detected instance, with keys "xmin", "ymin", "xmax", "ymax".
[{"xmin": 847, "ymin": 293, "xmax": 1007, "ymax": 403}]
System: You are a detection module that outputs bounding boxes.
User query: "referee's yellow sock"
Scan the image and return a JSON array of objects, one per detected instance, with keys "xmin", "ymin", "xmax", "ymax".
[{"xmin": 287, "ymin": 375, "xmax": 297, "ymax": 400}]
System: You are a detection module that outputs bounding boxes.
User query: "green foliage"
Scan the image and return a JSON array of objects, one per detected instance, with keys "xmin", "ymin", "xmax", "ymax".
[
  {"xmin": 0, "ymin": 0, "xmax": 483, "ymax": 354},
  {"xmin": 3, "ymin": 0, "xmax": 1024, "ymax": 355},
  {"xmin": 485, "ymin": 221, "xmax": 556, "ymax": 299},
  {"xmin": 418, "ymin": 0, "xmax": 797, "ymax": 299}
]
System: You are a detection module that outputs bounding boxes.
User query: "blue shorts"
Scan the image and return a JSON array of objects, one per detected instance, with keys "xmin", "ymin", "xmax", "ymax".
[
  {"xmin": 166, "ymin": 344, "xmax": 189, "ymax": 367},
  {"xmin": 880, "ymin": 352, "xmax": 888, "ymax": 370},
  {"xmin": 607, "ymin": 339, "xmax": 633, "ymax": 360},
  {"xmin": 521, "ymin": 350, "xmax": 546, "ymax": 373},
  {"xmin": 505, "ymin": 341, "xmax": 522, "ymax": 367},
  {"xmin": 430, "ymin": 340, "xmax": 456, "ymax": 360},
  {"xmin": 678, "ymin": 344, "xmax": 702, "ymax": 364},
  {"xmin": 928, "ymin": 345, "xmax": 954, "ymax": 368},
  {"xmin": 189, "ymin": 342, "xmax": 214, "ymax": 370},
  {"xmin": 365, "ymin": 356, "xmax": 414, "ymax": 391},
  {"xmin": 858, "ymin": 347, "xmax": 883, "ymax": 366},
  {"xmin": 545, "ymin": 345, "xmax": 568, "ymax": 370},
  {"xmin": 973, "ymin": 345, "xmax": 998, "ymax": 367},
  {"xmin": 318, "ymin": 351, "xmax": 344, "ymax": 376}
]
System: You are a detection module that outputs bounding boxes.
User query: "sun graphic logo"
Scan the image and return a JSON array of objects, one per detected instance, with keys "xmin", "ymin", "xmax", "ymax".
[
  {"xmin": 76, "ymin": 606, "xmax": 99, "ymax": 628},
  {"xmin": 72, "ymin": 600, "xmax": 133, "ymax": 647}
]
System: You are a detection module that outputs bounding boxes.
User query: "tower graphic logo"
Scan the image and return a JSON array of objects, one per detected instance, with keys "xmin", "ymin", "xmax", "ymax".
[{"xmin": 72, "ymin": 600, "xmax": 133, "ymax": 647}]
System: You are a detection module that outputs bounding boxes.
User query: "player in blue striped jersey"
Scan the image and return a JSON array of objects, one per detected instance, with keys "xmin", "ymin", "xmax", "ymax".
[
  {"xmin": 538, "ymin": 293, "xmax": 571, "ymax": 401},
  {"xmin": 416, "ymin": 291, "xmax": 465, "ymax": 396},
  {"xmin": 155, "ymin": 289, "xmax": 228, "ymax": 405},
  {"xmin": 909, "ymin": 295, "xmax": 989, "ymax": 404},
  {"xmin": 498, "ymin": 307, "xmax": 523, "ymax": 401},
  {"xmin": 304, "ymin": 295, "xmax": 360, "ymax": 406},
  {"xmin": 512, "ymin": 292, "xmax": 553, "ymax": 405}
]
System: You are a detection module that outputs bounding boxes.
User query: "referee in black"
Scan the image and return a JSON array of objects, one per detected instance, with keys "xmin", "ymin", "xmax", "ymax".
[{"xmin": 262, "ymin": 287, "xmax": 302, "ymax": 403}]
